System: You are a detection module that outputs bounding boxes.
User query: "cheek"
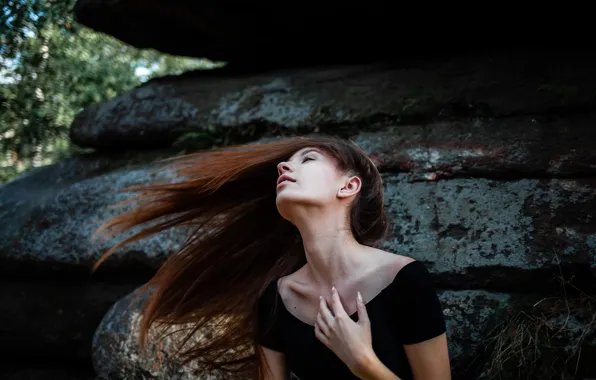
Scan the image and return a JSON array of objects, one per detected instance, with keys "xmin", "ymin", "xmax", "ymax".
[{"xmin": 309, "ymin": 168, "xmax": 340, "ymax": 193}]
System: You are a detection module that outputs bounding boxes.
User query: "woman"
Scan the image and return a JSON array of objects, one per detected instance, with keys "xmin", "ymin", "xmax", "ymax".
[{"xmin": 94, "ymin": 136, "xmax": 451, "ymax": 379}]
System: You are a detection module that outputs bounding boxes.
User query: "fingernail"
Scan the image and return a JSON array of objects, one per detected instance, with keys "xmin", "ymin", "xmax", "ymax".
[
  {"xmin": 319, "ymin": 295, "xmax": 323, "ymax": 301},
  {"xmin": 332, "ymin": 286, "xmax": 336, "ymax": 292},
  {"xmin": 358, "ymin": 291, "xmax": 363, "ymax": 303}
]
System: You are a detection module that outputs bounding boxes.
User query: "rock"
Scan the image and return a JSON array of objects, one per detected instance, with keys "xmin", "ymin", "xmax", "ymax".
[
  {"xmin": 92, "ymin": 287, "xmax": 226, "ymax": 380},
  {"xmin": 381, "ymin": 174, "xmax": 596, "ymax": 292},
  {"xmin": 0, "ymin": 153, "xmax": 189, "ymax": 281},
  {"xmin": 92, "ymin": 286, "xmax": 511, "ymax": 379},
  {"xmin": 72, "ymin": 0, "xmax": 589, "ymax": 66},
  {"xmin": 2, "ymin": 148, "xmax": 594, "ymax": 290},
  {"xmin": 438, "ymin": 290, "xmax": 511, "ymax": 378},
  {"xmin": 352, "ymin": 114, "xmax": 596, "ymax": 179},
  {"xmin": 69, "ymin": 52, "xmax": 596, "ymax": 150},
  {"xmin": 0, "ymin": 148, "xmax": 175, "ymax": 188},
  {"xmin": 0, "ymin": 281, "xmax": 137, "ymax": 361}
]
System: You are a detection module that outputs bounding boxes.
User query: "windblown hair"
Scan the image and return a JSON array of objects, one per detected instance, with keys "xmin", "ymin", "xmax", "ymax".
[{"xmin": 93, "ymin": 135, "xmax": 389, "ymax": 379}]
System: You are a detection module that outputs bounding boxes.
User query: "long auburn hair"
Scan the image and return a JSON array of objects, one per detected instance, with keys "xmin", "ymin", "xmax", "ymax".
[{"xmin": 93, "ymin": 135, "xmax": 389, "ymax": 379}]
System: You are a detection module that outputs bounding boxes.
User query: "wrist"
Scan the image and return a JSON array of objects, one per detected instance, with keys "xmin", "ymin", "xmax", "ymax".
[
  {"xmin": 351, "ymin": 350, "xmax": 380, "ymax": 379},
  {"xmin": 351, "ymin": 350, "xmax": 401, "ymax": 380}
]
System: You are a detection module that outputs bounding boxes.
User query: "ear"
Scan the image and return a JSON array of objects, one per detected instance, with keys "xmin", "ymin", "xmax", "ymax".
[{"xmin": 337, "ymin": 175, "xmax": 361, "ymax": 199}]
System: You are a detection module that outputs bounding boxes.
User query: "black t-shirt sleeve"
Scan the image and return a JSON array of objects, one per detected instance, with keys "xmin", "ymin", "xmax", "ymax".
[
  {"xmin": 256, "ymin": 280, "xmax": 284, "ymax": 352},
  {"xmin": 393, "ymin": 261, "xmax": 447, "ymax": 345}
]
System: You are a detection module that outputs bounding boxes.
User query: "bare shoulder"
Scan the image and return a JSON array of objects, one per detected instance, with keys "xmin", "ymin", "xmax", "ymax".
[
  {"xmin": 276, "ymin": 274, "xmax": 292, "ymax": 297},
  {"xmin": 366, "ymin": 247, "xmax": 416, "ymax": 275},
  {"xmin": 276, "ymin": 267, "xmax": 310, "ymax": 298},
  {"xmin": 277, "ymin": 266, "xmax": 304, "ymax": 285}
]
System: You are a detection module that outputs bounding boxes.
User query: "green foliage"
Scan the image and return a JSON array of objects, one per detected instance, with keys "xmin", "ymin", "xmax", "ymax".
[{"xmin": 0, "ymin": 0, "xmax": 221, "ymax": 184}]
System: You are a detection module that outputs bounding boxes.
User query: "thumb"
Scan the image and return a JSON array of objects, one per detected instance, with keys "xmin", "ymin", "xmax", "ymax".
[{"xmin": 356, "ymin": 291, "xmax": 369, "ymax": 326}]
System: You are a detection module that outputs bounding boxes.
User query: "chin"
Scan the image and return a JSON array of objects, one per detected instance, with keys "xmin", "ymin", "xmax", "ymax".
[
  {"xmin": 275, "ymin": 189, "xmax": 310, "ymax": 206},
  {"xmin": 275, "ymin": 191, "xmax": 308, "ymax": 222},
  {"xmin": 276, "ymin": 190, "xmax": 329, "ymax": 217}
]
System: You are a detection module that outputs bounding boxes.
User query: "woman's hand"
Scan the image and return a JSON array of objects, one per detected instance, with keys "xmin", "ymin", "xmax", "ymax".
[{"xmin": 314, "ymin": 286, "xmax": 376, "ymax": 376}]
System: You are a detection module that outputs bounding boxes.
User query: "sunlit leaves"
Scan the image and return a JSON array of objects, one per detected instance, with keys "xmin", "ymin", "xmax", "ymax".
[{"xmin": 0, "ymin": 0, "xmax": 215, "ymax": 183}]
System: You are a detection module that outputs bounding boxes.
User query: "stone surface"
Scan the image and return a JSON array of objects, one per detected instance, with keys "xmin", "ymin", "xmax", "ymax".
[
  {"xmin": 72, "ymin": 0, "xmax": 588, "ymax": 66},
  {"xmin": 93, "ymin": 286, "xmax": 511, "ymax": 379},
  {"xmin": 0, "ymin": 281, "xmax": 137, "ymax": 361},
  {"xmin": 381, "ymin": 174, "xmax": 596, "ymax": 291},
  {"xmin": 0, "ymin": 152, "xmax": 189, "ymax": 280},
  {"xmin": 352, "ymin": 114, "xmax": 596, "ymax": 179},
  {"xmin": 92, "ymin": 287, "xmax": 225, "ymax": 380},
  {"xmin": 438, "ymin": 290, "xmax": 512, "ymax": 378},
  {"xmin": 0, "ymin": 148, "xmax": 175, "ymax": 188},
  {"xmin": 69, "ymin": 52, "xmax": 596, "ymax": 150},
  {"xmin": 2, "ymin": 149, "xmax": 594, "ymax": 290}
]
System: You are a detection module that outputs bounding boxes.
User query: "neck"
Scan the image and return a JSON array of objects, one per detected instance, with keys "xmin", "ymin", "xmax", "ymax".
[{"xmin": 292, "ymin": 208, "xmax": 364, "ymax": 290}]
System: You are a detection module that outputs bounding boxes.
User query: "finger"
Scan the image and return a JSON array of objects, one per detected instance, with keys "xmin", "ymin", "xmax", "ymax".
[
  {"xmin": 314, "ymin": 322, "xmax": 330, "ymax": 346},
  {"xmin": 330, "ymin": 286, "xmax": 347, "ymax": 317},
  {"xmin": 356, "ymin": 291, "xmax": 370, "ymax": 326},
  {"xmin": 316, "ymin": 311, "xmax": 330, "ymax": 336},
  {"xmin": 319, "ymin": 295, "xmax": 334, "ymax": 323}
]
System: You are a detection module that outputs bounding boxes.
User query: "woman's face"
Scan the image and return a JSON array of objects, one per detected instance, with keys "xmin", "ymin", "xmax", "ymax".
[{"xmin": 275, "ymin": 147, "xmax": 356, "ymax": 215}]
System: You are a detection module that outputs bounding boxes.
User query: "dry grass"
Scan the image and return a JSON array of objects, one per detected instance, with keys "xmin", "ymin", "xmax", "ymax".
[
  {"xmin": 478, "ymin": 251, "xmax": 596, "ymax": 380},
  {"xmin": 479, "ymin": 297, "xmax": 596, "ymax": 379}
]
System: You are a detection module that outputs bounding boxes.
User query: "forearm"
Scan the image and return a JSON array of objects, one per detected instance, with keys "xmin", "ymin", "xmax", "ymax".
[{"xmin": 353, "ymin": 352, "xmax": 401, "ymax": 380}]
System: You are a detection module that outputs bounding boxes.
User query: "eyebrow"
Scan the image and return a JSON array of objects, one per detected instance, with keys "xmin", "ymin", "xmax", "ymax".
[
  {"xmin": 288, "ymin": 148, "xmax": 322, "ymax": 162},
  {"xmin": 300, "ymin": 148, "xmax": 321, "ymax": 157}
]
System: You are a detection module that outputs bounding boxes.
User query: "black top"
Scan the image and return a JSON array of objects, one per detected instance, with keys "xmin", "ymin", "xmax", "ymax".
[{"xmin": 257, "ymin": 261, "xmax": 447, "ymax": 379}]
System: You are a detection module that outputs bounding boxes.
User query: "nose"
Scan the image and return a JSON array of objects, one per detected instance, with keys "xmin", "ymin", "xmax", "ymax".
[{"xmin": 277, "ymin": 161, "xmax": 292, "ymax": 175}]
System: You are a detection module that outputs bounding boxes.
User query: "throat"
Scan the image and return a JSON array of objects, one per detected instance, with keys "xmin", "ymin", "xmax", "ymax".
[{"xmin": 301, "ymin": 242, "xmax": 365, "ymax": 291}]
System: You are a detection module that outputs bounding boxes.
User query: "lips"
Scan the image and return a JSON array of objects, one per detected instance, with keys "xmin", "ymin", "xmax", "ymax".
[{"xmin": 277, "ymin": 174, "xmax": 296, "ymax": 186}]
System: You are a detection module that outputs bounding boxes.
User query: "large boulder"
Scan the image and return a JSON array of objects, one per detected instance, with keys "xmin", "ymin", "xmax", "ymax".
[
  {"xmin": 380, "ymin": 174, "xmax": 596, "ymax": 292},
  {"xmin": 0, "ymin": 150, "xmax": 188, "ymax": 376},
  {"xmin": 0, "ymin": 151, "xmax": 189, "ymax": 280},
  {"xmin": 72, "ymin": 0, "xmax": 590, "ymax": 67},
  {"xmin": 351, "ymin": 114, "xmax": 596, "ymax": 179},
  {"xmin": 92, "ymin": 287, "xmax": 224, "ymax": 380},
  {"xmin": 2, "ymin": 141, "xmax": 594, "ymax": 289},
  {"xmin": 69, "ymin": 52, "xmax": 596, "ymax": 151}
]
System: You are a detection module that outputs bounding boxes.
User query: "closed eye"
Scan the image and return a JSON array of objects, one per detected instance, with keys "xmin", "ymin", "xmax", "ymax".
[{"xmin": 302, "ymin": 156, "xmax": 315, "ymax": 163}]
